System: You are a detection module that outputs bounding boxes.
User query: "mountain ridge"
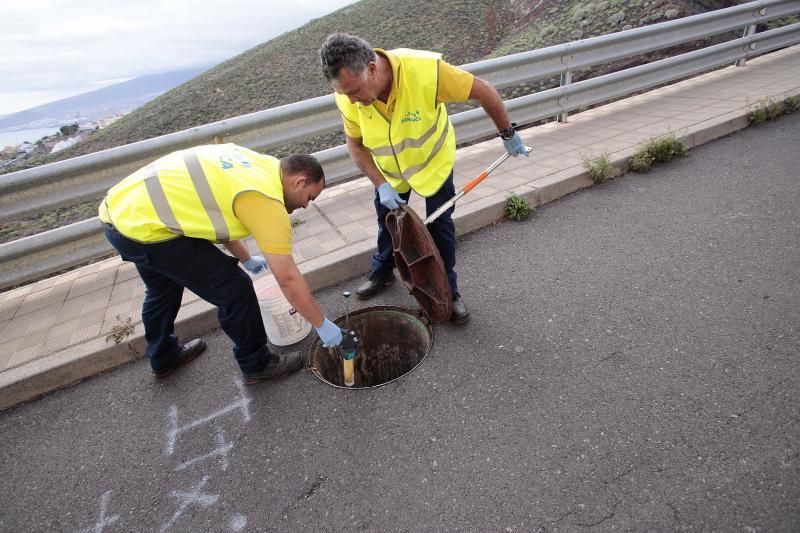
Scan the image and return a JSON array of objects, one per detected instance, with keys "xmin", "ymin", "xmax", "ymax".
[{"xmin": 0, "ymin": 67, "xmax": 211, "ymax": 132}]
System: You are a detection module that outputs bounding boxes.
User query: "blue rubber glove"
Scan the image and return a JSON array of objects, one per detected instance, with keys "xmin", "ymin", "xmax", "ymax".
[
  {"xmin": 243, "ymin": 255, "xmax": 268, "ymax": 275},
  {"xmin": 316, "ymin": 318, "xmax": 344, "ymax": 348},
  {"xmin": 377, "ymin": 182, "xmax": 406, "ymax": 210},
  {"xmin": 502, "ymin": 131, "xmax": 529, "ymax": 157}
]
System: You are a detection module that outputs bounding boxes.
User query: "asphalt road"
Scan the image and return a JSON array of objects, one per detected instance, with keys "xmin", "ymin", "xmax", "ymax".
[{"xmin": 1, "ymin": 113, "xmax": 798, "ymax": 532}]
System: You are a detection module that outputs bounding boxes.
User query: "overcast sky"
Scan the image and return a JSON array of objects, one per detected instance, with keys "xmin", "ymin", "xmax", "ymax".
[{"xmin": 1, "ymin": 0, "xmax": 358, "ymax": 116}]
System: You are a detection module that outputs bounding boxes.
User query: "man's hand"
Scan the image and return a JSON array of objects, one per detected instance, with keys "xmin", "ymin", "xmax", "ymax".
[
  {"xmin": 316, "ymin": 318, "xmax": 344, "ymax": 348},
  {"xmin": 243, "ymin": 255, "xmax": 268, "ymax": 275},
  {"xmin": 377, "ymin": 182, "xmax": 406, "ymax": 210},
  {"xmin": 502, "ymin": 131, "xmax": 529, "ymax": 157}
]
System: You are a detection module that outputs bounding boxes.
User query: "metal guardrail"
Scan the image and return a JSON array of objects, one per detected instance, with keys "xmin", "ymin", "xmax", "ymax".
[
  {"xmin": 0, "ymin": 0, "xmax": 799, "ymax": 289},
  {"xmin": 0, "ymin": 219, "xmax": 110, "ymax": 287}
]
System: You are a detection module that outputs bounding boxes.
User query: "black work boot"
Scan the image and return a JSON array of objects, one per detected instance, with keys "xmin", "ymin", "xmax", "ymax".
[
  {"xmin": 450, "ymin": 293, "xmax": 470, "ymax": 325},
  {"xmin": 152, "ymin": 338, "xmax": 207, "ymax": 379},
  {"xmin": 242, "ymin": 351, "xmax": 304, "ymax": 385},
  {"xmin": 356, "ymin": 272, "xmax": 396, "ymax": 300}
]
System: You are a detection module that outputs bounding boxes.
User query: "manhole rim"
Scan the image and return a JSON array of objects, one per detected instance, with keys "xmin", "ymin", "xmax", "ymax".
[{"xmin": 307, "ymin": 304, "xmax": 434, "ymax": 390}]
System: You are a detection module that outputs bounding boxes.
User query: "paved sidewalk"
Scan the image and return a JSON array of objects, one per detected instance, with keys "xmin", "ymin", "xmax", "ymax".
[{"xmin": 1, "ymin": 46, "xmax": 798, "ymax": 410}]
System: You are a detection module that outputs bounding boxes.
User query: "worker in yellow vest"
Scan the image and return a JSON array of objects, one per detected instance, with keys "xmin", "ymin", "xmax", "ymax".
[
  {"xmin": 99, "ymin": 144, "xmax": 349, "ymax": 384},
  {"xmin": 319, "ymin": 33, "xmax": 528, "ymax": 324}
]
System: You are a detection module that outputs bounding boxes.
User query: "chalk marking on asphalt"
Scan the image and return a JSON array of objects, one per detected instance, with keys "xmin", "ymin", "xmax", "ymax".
[
  {"xmin": 174, "ymin": 426, "xmax": 233, "ymax": 471},
  {"xmin": 77, "ymin": 490, "xmax": 119, "ymax": 533},
  {"xmin": 165, "ymin": 379, "xmax": 251, "ymax": 455},
  {"xmin": 229, "ymin": 514, "xmax": 248, "ymax": 531},
  {"xmin": 158, "ymin": 476, "xmax": 219, "ymax": 532}
]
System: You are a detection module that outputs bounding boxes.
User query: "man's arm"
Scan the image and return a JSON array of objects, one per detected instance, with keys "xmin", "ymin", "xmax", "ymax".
[
  {"xmin": 345, "ymin": 135, "xmax": 388, "ymax": 188},
  {"xmin": 468, "ymin": 76, "xmax": 514, "ymax": 132},
  {"xmin": 235, "ymin": 192, "xmax": 342, "ymax": 346},
  {"xmin": 346, "ymin": 135, "xmax": 407, "ymax": 209},
  {"xmin": 265, "ymin": 253, "xmax": 325, "ymax": 328},
  {"xmin": 223, "ymin": 240, "xmax": 252, "ymax": 262},
  {"xmin": 468, "ymin": 75, "xmax": 528, "ymax": 157},
  {"xmin": 235, "ymin": 193, "xmax": 324, "ymax": 327},
  {"xmin": 224, "ymin": 239, "xmax": 268, "ymax": 274}
]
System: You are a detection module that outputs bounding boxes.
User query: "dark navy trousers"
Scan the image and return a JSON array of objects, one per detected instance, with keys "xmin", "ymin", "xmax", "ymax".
[
  {"xmin": 103, "ymin": 225, "xmax": 272, "ymax": 374},
  {"xmin": 371, "ymin": 171, "xmax": 458, "ymax": 296}
]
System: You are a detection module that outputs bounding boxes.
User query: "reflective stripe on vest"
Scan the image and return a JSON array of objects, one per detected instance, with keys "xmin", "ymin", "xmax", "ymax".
[
  {"xmin": 368, "ymin": 105, "xmax": 444, "ymax": 157},
  {"xmin": 142, "ymin": 164, "xmax": 184, "ymax": 236},
  {"xmin": 379, "ymin": 114, "xmax": 451, "ymax": 181},
  {"xmin": 182, "ymin": 151, "xmax": 229, "ymax": 242}
]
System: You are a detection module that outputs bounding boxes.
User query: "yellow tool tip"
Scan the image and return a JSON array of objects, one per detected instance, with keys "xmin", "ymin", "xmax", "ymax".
[{"xmin": 343, "ymin": 358, "xmax": 354, "ymax": 387}]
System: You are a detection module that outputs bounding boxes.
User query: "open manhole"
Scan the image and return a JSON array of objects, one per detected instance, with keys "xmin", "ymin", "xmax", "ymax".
[{"xmin": 308, "ymin": 305, "xmax": 433, "ymax": 389}]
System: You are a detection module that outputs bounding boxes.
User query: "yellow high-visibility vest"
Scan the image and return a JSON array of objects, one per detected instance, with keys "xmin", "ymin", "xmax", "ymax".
[
  {"xmin": 100, "ymin": 144, "xmax": 284, "ymax": 243},
  {"xmin": 336, "ymin": 49, "xmax": 456, "ymax": 197}
]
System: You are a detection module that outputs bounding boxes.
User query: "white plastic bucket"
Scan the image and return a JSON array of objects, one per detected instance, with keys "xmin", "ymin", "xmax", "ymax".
[{"xmin": 253, "ymin": 273, "xmax": 311, "ymax": 346}]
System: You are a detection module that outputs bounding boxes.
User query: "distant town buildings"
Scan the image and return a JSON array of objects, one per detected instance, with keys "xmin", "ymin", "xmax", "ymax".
[
  {"xmin": 96, "ymin": 113, "xmax": 126, "ymax": 128},
  {"xmin": 1, "ymin": 110, "xmax": 132, "ymax": 171},
  {"xmin": 3, "ymin": 111, "xmax": 126, "ymax": 153},
  {"xmin": 51, "ymin": 136, "xmax": 82, "ymax": 154}
]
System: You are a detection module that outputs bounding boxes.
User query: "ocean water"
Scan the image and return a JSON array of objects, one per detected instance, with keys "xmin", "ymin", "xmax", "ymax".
[{"xmin": 0, "ymin": 127, "xmax": 62, "ymax": 148}]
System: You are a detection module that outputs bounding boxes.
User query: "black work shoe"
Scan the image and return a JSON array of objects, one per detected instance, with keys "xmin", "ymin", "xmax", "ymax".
[
  {"xmin": 152, "ymin": 338, "xmax": 206, "ymax": 379},
  {"xmin": 450, "ymin": 293, "xmax": 470, "ymax": 325},
  {"xmin": 356, "ymin": 272, "xmax": 396, "ymax": 300},
  {"xmin": 242, "ymin": 351, "xmax": 304, "ymax": 385}
]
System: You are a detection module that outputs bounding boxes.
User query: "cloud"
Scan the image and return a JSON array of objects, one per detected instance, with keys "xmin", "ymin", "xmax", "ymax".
[{"xmin": 0, "ymin": 0, "xmax": 357, "ymax": 115}]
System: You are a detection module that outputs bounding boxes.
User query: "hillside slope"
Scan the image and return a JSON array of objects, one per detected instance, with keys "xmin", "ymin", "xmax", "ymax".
[
  {"xmin": 0, "ymin": 0, "xmax": 739, "ymax": 243},
  {"xmin": 39, "ymin": 0, "xmax": 735, "ymax": 164}
]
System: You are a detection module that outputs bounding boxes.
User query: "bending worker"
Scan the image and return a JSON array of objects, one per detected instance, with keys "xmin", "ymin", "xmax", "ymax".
[
  {"xmin": 99, "ymin": 143, "xmax": 346, "ymax": 384},
  {"xmin": 319, "ymin": 33, "xmax": 528, "ymax": 325}
]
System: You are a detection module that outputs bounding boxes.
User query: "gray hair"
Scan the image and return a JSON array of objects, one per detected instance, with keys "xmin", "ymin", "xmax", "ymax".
[{"xmin": 319, "ymin": 33, "xmax": 377, "ymax": 82}]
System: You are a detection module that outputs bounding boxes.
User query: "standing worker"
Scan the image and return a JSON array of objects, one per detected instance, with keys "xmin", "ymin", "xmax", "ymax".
[
  {"xmin": 319, "ymin": 33, "xmax": 528, "ymax": 324},
  {"xmin": 100, "ymin": 143, "xmax": 348, "ymax": 384}
]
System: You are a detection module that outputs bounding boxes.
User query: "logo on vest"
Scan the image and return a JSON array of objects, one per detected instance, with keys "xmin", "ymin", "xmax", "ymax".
[
  {"xmin": 218, "ymin": 153, "xmax": 252, "ymax": 170},
  {"xmin": 400, "ymin": 110, "xmax": 422, "ymax": 124}
]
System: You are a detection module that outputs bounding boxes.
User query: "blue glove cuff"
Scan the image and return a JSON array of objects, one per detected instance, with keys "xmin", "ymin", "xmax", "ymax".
[
  {"xmin": 377, "ymin": 182, "xmax": 406, "ymax": 210},
  {"xmin": 502, "ymin": 132, "xmax": 529, "ymax": 157},
  {"xmin": 243, "ymin": 256, "xmax": 267, "ymax": 274},
  {"xmin": 315, "ymin": 318, "xmax": 342, "ymax": 347}
]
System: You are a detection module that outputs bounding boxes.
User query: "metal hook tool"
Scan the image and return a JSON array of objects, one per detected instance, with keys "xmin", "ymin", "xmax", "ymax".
[{"xmin": 423, "ymin": 146, "xmax": 531, "ymax": 225}]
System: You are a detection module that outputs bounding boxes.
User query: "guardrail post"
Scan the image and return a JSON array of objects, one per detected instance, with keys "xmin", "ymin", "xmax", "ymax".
[
  {"xmin": 736, "ymin": 6, "xmax": 766, "ymax": 67},
  {"xmin": 736, "ymin": 24, "xmax": 758, "ymax": 66},
  {"xmin": 558, "ymin": 70, "xmax": 572, "ymax": 123}
]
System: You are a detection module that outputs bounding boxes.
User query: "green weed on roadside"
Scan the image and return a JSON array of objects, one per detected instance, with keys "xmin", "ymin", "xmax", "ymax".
[
  {"xmin": 629, "ymin": 150, "xmax": 655, "ymax": 173},
  {"xmin": 629, "ymin": 133, "xmax": 688, "ymax": 173},
  {"xmin": 582, "ymin": 151, "xmax": 614, "ymax": 184},
  {"xmin": 505, "ymin": 193, "xmax": 532, "ymax": 221},
  {"xmin": 749, "ymin": 96, "xmax": 799, "ymax": 125},
  {"xmin": 106, "ymin": 315, "xmax": 134, "ymax": 344}
]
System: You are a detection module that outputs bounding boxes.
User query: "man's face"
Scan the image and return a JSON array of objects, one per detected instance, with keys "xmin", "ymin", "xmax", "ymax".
[
  {"xmin": 284, "ymin": 177, "xmax": 324, "ymax": 213},
  {"xmin": 332, "ymin": 64, "xmax": 379, "ymax": 106}
]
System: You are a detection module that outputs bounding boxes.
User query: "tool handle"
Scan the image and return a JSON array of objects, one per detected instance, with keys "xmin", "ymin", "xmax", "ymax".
[
  {"xmin": 462, "ymin": 170, "xmax": 491, "ymax": 194},
  {"xmin": 423, "ymin": 192, "xmax": 461, "ymax": 225},
  {"xmin": 460, "ymin": 152, "xmax": 513, "ymax": 194},
  {"xmin": 423, "ymin": 149, "xmax": 523, "ymax": 225}
]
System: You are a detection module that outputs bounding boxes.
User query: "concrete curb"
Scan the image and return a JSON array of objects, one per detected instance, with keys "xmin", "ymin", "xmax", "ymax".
[{"xmin": 0, "ymin": 98, "xmax": 794, "ymax": 411}]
